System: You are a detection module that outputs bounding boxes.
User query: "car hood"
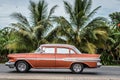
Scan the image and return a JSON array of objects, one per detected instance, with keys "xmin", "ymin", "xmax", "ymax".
[{"xmin": 7, "ymin": 53, "xmax": 34, "ymax": 58}]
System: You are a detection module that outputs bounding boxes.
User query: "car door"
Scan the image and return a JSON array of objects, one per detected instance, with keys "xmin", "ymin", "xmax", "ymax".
[
  {"xmin": 55, "ymin": 47, "xmax": 71, "ymax": 68},
  {"xmin": 36, "ymin": 46, "xmax": 55, "ymax": 68}
]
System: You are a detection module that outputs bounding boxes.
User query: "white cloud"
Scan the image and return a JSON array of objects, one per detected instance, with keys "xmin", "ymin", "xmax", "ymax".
[
  {"xmin": 0, "ymin": 0, "xmax": 120, "ymax": 28},
  {"xmin": 93, "ymin": 0, "xmax": 120, "ymax": 17},
  {"xmin": 0, "ymin": 0, "xmax": 29, "ymax": 28}
]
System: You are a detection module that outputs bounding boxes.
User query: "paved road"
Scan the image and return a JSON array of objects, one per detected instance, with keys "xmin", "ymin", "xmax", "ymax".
[{"xmin": 0, "ymin": 64, "xmax": 120, "ymax": 80}]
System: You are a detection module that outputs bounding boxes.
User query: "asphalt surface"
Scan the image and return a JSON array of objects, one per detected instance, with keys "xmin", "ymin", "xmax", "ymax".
[{"xmin": 0, "ymin": 64, "xmax": 120, "ymax": 80}]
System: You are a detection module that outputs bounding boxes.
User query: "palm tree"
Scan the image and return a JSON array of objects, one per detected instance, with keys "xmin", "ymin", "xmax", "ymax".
[
  {"xmin": 110, "ymin": 12, "xmax": 120, "ymax": 55},
  {"xmin": 109, "ymin": 12, "xmax": 120, "ymax": 26},
  {"xmin": 105, "ymin": 12, "xmax": 120, "ymax": 63},
  {"xmin": 54, "ymin": 0, "xmax": 109, "ymax": 53},
  {"xmin": 99, "ymin": 12, "xmax": 120, "ymax": 65},
  {"xmin": 7, "ymin": 0, "xmax": 57, "ymax": 52}
]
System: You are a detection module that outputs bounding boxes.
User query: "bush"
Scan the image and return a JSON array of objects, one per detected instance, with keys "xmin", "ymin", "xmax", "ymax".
[{"xmin": 0, "ymin": 55, "xmax": 8, "ymax": 63}]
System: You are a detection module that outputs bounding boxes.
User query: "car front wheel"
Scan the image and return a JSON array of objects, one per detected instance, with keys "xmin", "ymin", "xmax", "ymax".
[
  {"xmin": 71, "ymin": 63, "xmax": 84, "ymax": 73},
  {"xmin": 16, "ymin": 61, "xmax": 30, "ymax": 72}
]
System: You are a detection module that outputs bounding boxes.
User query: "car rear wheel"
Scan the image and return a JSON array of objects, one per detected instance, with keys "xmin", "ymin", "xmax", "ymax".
[
  {"xmin": 71, "ymin": 63, "xmax": 84, "ymax": 73},
  {"xmin": 16, "ymin": 61, "xmax": 30, "ymax": 72}
]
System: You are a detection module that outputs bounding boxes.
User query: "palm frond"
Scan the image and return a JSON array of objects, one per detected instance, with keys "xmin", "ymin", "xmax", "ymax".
[
  {"xmin": 63, "ymin": 1, "xmax": 75, "ymax": 22},
  {"xmin": 93, "ymin": 29, "xmax": 108, "ymax": 40},
  {"xmin": 10, "ymin": 13, "xmax": 30, "ymax": 27},
  {"xmin": 85, "ymin": 42, "xmax": 96, "ymax": 54},
  {"xmin": 48, "ymin": 5, "xmax": 58, "ymax": 19},
  {"xmin": 87, "ymin": 6, "xmax": 101, "ymax": 19},
  {"xmin": 33, "ymin": 25, "xmax": 44, "ymax": 40},
  {"xmin": 109, "ymin": 12, "xmax": 120, "ymax": 24},
  {"xmin": 45, "ymin": 26, "xmax": 60, "ymax": 42},
  {"xmin": 84, "ymin": 0, "xmax": 92, "ymax": 15},
  {"xmin": 52, "ymin": 37, "xmax": 67, "ymax": 44},
  {"xmin": 37, "ymin": 0, "xmax": 48, "ymax": 22},
  {"xmin": 29, "ymin": 0, "xmax": 37, "ymax": 26},
  {"xmin": 84, "ymin": 17, "xmax": 108, "ymax": 29},
  {"xmin": 113, "ymin": 32, "xmax": 120, "ymax": 36}
]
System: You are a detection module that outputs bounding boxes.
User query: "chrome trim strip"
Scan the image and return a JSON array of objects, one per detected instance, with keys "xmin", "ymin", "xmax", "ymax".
[{"xmin": 16, "ymin": 57, "xmax": 100, "ymax": 62}]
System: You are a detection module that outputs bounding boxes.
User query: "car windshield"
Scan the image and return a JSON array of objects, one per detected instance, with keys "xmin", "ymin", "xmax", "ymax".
[
  {"xmin": 34, "ymin": 47, "xmax": 43, "ymax": 53},
  {"xmin": 73, "ymin": 46, "xmax": 81, "ymax": 54}
]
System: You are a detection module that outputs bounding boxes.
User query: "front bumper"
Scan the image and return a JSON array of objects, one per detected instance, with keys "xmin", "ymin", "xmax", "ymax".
[
  {"xmin": 5, "ymin": 62, "xmax": 15, "ymax": 68},
  {"xmin": 97, "ymin": 62, "xmax": 102, "ymax": 67}
]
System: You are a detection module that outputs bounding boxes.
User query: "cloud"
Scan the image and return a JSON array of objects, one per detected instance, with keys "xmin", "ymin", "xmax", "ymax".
[
  {"xmin": 0, "ymin": 0, "xmax": 30, "ymax": 28},
  {"xmin": 0, "ymin": 4, "xmax": 2, "ymax": 7},
  {"xmin": 0, "ymin": 0, "xmax": 120, "ymax": 28},
  {"xmin": 0, "ymin": 17, "xmax": 17, "ymax": 29},
  {"xmin": 93, "ymin": 0, "xmax": 120, "ymax": 18}
]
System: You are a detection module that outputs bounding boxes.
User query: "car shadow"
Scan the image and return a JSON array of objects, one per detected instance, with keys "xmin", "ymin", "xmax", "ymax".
[{"xmin": 8, "ymin": 70, "xmax": 99, "ymax": 75}]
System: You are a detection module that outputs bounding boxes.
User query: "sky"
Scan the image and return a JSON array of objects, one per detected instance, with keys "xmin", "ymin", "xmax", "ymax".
[{"xmin": 0, "ymin": 0, "xmax": 120, "ymax": 29}]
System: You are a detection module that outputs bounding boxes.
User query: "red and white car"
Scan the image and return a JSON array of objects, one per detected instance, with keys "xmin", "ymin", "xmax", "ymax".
[{"xmin": 5, "ymin": 44, "xmax": 101, "ymax": 73}]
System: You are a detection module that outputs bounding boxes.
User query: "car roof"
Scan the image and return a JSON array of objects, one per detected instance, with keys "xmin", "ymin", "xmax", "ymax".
[{"xmin": 40, "ymin": 44, "xmax": 75, "ymax": 48}]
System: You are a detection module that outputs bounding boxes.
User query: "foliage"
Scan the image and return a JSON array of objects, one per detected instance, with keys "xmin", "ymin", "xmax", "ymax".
[
  {"xmin": 100, "ymin": 12, "xmax": 120, "ymax": 65},
  {"xmin": 5, "ymin": 0, "xmax": 58, "ymax": 53},
  {"xmin": 109, "ymin": 12, "xmax": 120, "ymax": 25},
  {"xmin": 0, "ymin": 29, "xmax": 10, "ymax": 62},
  {"xmin": 53, "ymin": 0, "xmax": 109, "ymax": 54},
  {"xmin": 0, "ymin": 0, "xmax": 120, "ymax": 65}
]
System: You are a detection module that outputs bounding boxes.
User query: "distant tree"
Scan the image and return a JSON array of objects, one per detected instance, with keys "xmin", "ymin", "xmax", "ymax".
[
  {"xmin": 106, "ymin": 12, "xmax": 120, "ymax": 63},
  {"xmin": 109, "ymin": 12, "xmax": 120, "ymax": 25},
  {"xmin": 0, "ymin": 30, "xmax": 4, "ymax": 55},
  {"xmin": 100, "ymin": 12, "xmax": 120, "ymax": 65}
]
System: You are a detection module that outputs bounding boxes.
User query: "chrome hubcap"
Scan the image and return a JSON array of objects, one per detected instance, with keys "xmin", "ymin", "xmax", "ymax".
[
  {"xmin": 73, "ymin": 64, "xmax": 82, "ymax": 72},
  {"xmin": 18, "ymin": 63, "xmax": 26, "ymax": 71}
]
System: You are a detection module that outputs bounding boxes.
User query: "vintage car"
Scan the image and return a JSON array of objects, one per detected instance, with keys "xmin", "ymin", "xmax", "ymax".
[{"xmin": 5, "ymin": 44, "xmax": 101, "ymax": 73}]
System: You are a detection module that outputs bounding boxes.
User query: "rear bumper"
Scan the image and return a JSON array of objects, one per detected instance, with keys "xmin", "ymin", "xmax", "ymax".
[
  {"xmin": 97, "ymin": 62, "xmax": 102, "ymax": 67},
  {"xmin": 5, "ymin": 62, "xmax": 15, "ymax": 68}
]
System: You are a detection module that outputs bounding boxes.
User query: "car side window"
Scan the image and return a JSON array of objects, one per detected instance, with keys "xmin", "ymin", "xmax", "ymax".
[
  {"xmin": 70, "ymin": 49, "xmax": 75, "ymax": 54},
  {"xmin": 42, "ymin": 47, "xmax": 55, "ymax": 54},
  {"xmin": 57, "ymin": 48, "xmax": 69, "ymax": 54}
]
